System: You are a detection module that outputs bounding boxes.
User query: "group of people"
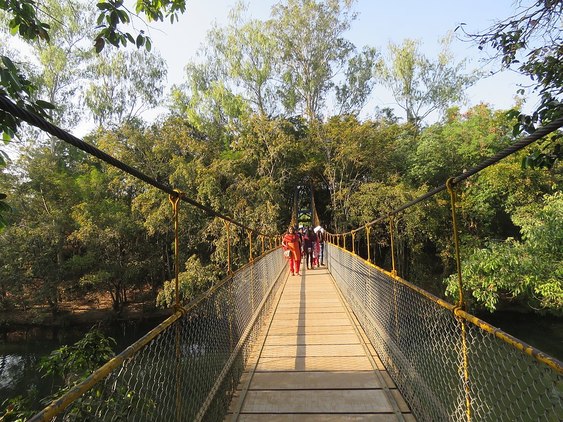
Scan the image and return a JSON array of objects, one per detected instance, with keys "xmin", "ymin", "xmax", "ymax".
[{"xmin": 282, "ymin": 225, "xmax": 325, "ymax": 276}]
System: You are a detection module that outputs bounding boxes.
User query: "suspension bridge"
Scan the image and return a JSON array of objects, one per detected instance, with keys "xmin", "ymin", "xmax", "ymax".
[{"xmin": 1, "ymin": 96, "xmax": 562, "ymax": 421}]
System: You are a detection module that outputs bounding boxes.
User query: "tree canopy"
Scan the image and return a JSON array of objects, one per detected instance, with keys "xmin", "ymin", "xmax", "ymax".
[{"xmin": 0, "ymin": 0, "xmax": 561, "ymax": 321}]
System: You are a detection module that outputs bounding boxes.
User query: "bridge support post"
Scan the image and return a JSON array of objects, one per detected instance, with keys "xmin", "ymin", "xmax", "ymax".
[
  {"xmin": 169, "ymin": 191, "xmax": 184, "ymax": 422},
  {"xmin": 365, "ymin": 225, "xmax": 371, "ymax": 263},
  {"xmin": 446, "ymin": 178, "xmax": 471, "ymax": 422}
]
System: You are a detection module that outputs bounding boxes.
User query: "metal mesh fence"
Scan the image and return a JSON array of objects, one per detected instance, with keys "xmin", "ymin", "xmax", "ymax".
[
  {"xmin": 327, "ymin": 243, "xmax": 563, "ymax": 422},
  {"xmin": 33, "ymin": 248, "xmax": 286, "ymax": 422}
]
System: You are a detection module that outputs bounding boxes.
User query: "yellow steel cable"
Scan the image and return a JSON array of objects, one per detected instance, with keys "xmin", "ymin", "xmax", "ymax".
[
  {"xmin": 31, "ymin": 247, "xmax": 289, "ymax": 422},
  {"xmin": 365, "ymin": 225, "xmax": 371, "ymax": 262},
  {"xmin": 29, "ymin": 308, "xmax": 187, "ymax": 422},
  {"xmin": 389, "ymin": 217, "xmax": 397, "ymax": 276},
  {"xmin": 334, "ymin": 243, "xmax": 563, "ymax": 373},
  {"xmin": 446, "ymin": 178, "xmax": 464, "ymax": 307},
  {"xmin": 168, "ymin": 190, "xmax": 184, "ymax": 422},
  {"xmin": 446, "ymin": 178, "xmax": 471, "ymax": 422},
  {"xmin": 454, "ymin": 307, "xmax": 563, "ymax": 373},
  {"xmin": 168, "ymin": 191, "xmax": 183, "ymax": 309},
  {"xmin": 459, "ymin": 306, "xmax": 471, "ymax": 422},
  {"xmin": 247, "ymin": 230, "xmax": 253, "ymax": 262},
  {"xmin": 388, "ymin": 217, "xmax": 400, "ymax": 338},
  {"xmin": 223, "ymin": 221, "xmax": 232, "ymax": 275}
]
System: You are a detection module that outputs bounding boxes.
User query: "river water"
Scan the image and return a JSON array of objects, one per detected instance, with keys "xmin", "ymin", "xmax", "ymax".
[
  {"xmin": 0, "ymin": 318, "xmax": 167, "ymax": 411},
  {"xmin": 1, "ymin": 312, "xmax": 561, "ymax": 413}
]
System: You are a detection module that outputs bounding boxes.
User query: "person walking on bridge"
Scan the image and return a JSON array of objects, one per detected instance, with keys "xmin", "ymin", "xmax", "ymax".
[
  {"xmin": 282, "ymin": 226, "xmax": 301, "ymax": 276},
  {"xmin": 303, "ymin": 227, "xmax": 315, "ymax": 270}
]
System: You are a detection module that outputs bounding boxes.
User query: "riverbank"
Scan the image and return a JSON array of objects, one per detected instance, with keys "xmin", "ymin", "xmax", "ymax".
[{"xmin": 0, "ymin": 292, "xmax": 171, "ymax": 334}]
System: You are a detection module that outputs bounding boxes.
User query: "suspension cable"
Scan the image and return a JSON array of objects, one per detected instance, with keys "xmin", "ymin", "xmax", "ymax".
[
  {"xmin": 169, "ymin": 192, "xmax": 182, "ymax": 310},
  {"xmin": 338, "ymin": 116, "xmax": 563, "ymax": 236},
  {"xmin": 0, "ymin": 94, "xmax": 273, "ymax": 237}
]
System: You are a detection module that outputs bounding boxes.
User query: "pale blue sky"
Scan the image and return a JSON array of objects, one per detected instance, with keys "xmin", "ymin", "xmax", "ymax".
[{"xmin": 144, "ymin": 0, "xmax": 534, "ymax": 121}]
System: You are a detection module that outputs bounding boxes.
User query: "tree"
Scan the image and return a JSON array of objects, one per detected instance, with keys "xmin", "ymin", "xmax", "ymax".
[
  {"xmin": 174, "ymin": 0, "xmax": 375, "ymax": 126},
  {"xmin": 446, "ymin": 192, "xmax": 563, "ymax": 314},
  {"xmin": 32, "ymin": 0, "xmax": 97, "ymax": 131},
  {"xmin": 0, "ymin": 0, "xmax": 185, "ymax": 225},
  {"xmin": 271, "ymin": 0, "xmax": 357, "ymax": 122},
  {"xmin": 407, "ymin": 104, "xmax": 514, "ymax": 188},
  {"xmin": 461, "ymin": 0, "xmax": 563, "ymax": 168},
  {"xmin": 317, "ymin": 115, "xmax": 398, "ymax": 231},
  {"xmin": 0, "ymin": 145, "xmax": 84, "ymax": 313},
  {"xmin": 376, "ymin": 36, "xmax": 478, "ymax": 127},
  {"xmin": 204, "ymin": 4, "xmax": 280, "ymax": 117},
  {"xmin": 0, "ymin": 0, "xmax": 186, "ymax": 138},
  {"xmin": 157, "ymin": 255, "xmax": 219, "ymax": 307},
  {"xmin": 335, "ymin": 46, "xmax": 378, "ymax": 115},
  {"xmin": 85, "ymin": 48, "xmax": 167, "ymax": 127}
]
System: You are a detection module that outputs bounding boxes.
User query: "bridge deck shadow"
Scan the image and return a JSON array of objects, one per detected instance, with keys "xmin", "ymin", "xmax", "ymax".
[{"xmin": 227, "ymin": 265, "xmax": 415, "ymax": 421}]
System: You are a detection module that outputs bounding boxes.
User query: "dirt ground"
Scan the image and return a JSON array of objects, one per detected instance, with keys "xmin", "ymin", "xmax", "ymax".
[{"xmin": 0, "ymin": 290, "xmax": 172, "ymax": 329}]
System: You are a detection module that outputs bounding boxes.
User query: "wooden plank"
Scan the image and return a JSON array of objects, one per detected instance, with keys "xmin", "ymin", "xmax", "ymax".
[
  {"xmin": 264, "ymin": 334, "xmax": 360, "ymax": 346},
  {"xmin": 243, "ymin": 371, "xmax": 384, "ymax": 390},
  {"xmin": 266, "ymin": 325, "xmax": 357, "ymax": 336},
  {"xmin": 260, "ymin": 344, "xmax": 367, "ymax": 357},
  {"xmin": 256, "ymin": 356, "xmax": 374, "ymax": 371},
  {"xmin": 235, "ymin": 414, "xmax": 415, "ymax": 421},
  {"xmin": 269, "ymin": 318, "xmax": 353, "ymax": 327},
  {"xmin": 272, "ymin": 312, "xmax": 348, "ymax": 320},
  {"xmin": 241, "ymin": 390, "xmax": 394, "ymax": 413}
]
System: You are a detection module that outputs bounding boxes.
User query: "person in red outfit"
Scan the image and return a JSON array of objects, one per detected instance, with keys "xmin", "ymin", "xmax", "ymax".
[{"xmin": 282, "ymin": 226, "xmax": 302, "ymax": 276}]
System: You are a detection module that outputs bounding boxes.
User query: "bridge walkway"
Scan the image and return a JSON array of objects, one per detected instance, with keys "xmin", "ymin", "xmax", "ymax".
[{"xmin": 227, "ymin": 266, "xmax": 415, "ymax": 421}]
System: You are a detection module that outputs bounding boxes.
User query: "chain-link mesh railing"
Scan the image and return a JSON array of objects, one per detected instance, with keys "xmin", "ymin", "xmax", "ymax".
[
  {"xmin": 327, "ymin": 243, "xmax": 562, "ymax": 421},
  {"xmin": 30, "ymin": 248, "xmax": 286, "ymax": 422}
]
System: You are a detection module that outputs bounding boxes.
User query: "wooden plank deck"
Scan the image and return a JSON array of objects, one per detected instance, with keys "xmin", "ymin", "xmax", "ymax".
[{"xmin": 227, "ymin": 266, "xmax": 415, "ymax": 421}]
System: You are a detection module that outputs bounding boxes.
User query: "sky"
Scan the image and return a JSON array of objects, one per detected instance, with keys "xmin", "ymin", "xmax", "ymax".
[{"xmin": 138, "ymin": 0, "xmax": 538, "ymax": 123}]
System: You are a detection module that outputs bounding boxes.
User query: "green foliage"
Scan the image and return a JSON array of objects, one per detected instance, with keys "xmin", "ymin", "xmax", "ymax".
[
  {"xmin": 1, "ymin": 394, "xmax": 36, "ymax": 422},
  {"xmin": 39, "ymin": 327, "xmax": 116, "ymax": 385},
  {"xmin": 0, "ymin": 0, "xmax": 50, "ymax": 41},
  {"xmin": 0, "ymin": 0, "xmax": 183, "ymax": 136},
  {"xmin": 376, "ymin": 35, "xmax": 478, "ymax": 126},
  {"xmin": 30, "ymin": 327, "xmax": 141, "ymax": 421},
  {"xmin": 272, "ymin": 0, "xmax": 357, "ymax": 121},
  {"xmin": 446, "ymin": 192, "xmax": 563, "ymax": 314},
  {"xmin": 461, "ymin": 150, "xmax": 557, "ymax": 240},
  {"xmin": 464, "ymin": 1, "xmax": 563, "ymax": 168},
  {"xmin": 318, "ymin": 115, "xmax": 401, "ymax": 231},
  {"xmin": 175, "ymin": 0, "xmax": 374, "ymax": 124},
  {"xmin": 0, "ymin": 54, "xmax": 55, "ymax": 141},
  {"xmin": 95, "ymin": 0, "xmax": 186, "ymax": 52},
  {"xmin": 85, "ymin": 49, "xmax": 167, "ymax": 126},
  {"xmin": 407, "ymin": 104, "xmax": 514, "ymax": 187},
  {"xmin": 0, "ymin": 191, "xmax": 10, "ymax": 229},
  {"xmin": 157, "ymin": 255, "xmax": 220, "ymax": 307}
]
